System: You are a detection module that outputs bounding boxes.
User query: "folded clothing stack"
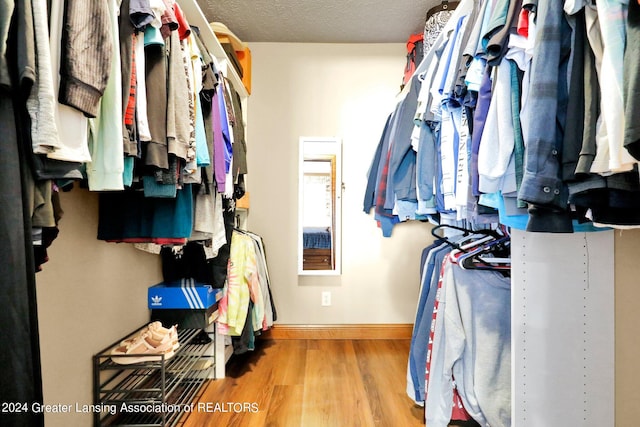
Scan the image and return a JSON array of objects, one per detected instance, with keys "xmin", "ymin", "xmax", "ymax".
[{"xmin": 110, "ymin": 322, "xmax": 179, "ymax": 365}]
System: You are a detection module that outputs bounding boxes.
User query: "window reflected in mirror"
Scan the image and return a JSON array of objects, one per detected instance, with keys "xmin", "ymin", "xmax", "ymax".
[{"xmin": 298, "ymin": 138, "xmax": 342, "ymax": 275}]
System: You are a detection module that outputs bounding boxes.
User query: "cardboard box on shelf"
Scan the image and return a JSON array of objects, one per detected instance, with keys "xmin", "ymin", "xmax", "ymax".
[{"xmin": 148, "ymin": 280, "xmax": 222, "ymax": 310}]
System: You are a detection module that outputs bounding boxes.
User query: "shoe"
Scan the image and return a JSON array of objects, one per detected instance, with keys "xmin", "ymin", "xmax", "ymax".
[
  {"xmin": 148, "ymin": 322, "xmax": 180, "ymax": 350},
  {"xmin": 111, "ymin": 332, "xmax": 175, "ymax": 365},
  {"xmin": 120, "ymin": 322, "xmax": 180, "ymax": 351}
]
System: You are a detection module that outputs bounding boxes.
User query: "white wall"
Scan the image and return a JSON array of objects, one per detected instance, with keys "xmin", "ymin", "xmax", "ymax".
[
  {"xmin": 246, "ymin": 43, "xmax": 433, "ymax": 324},
  {"xmin": 614, "ymin": 229, "xmax": 640, "ymax": 425}
]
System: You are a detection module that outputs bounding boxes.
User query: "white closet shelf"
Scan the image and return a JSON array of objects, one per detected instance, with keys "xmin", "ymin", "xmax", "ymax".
[{"xmin": 178, "ymin": 0, "xmax": 249, "ymax": 99}]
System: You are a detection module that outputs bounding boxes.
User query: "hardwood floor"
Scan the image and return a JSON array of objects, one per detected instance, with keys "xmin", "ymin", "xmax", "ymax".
[{"xmin": 181, "ymin": 339, "xmax": 425, "ymax": 427}]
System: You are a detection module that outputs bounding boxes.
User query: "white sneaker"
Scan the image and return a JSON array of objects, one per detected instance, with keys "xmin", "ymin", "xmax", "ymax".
[
  {"xmin": 111, "ymin": 332, "xmax": 175, "ymax": 365},
  {"xmin": 120, "ymin": 322, "xmax": 180, "ymax": 351},
  {"xmin": 148, "ymin": 322, "xmax": 180, "ymax": 350}
]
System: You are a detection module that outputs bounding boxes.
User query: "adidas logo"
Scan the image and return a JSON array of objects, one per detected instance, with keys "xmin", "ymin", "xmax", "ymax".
[{"xmin": 150, "ymin": 295, "xmax": 163, "ymax": 306}]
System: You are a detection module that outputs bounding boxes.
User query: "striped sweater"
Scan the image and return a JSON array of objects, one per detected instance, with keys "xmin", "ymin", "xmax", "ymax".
[{"xmin": 58, "ymin": 0, "xmax": 112, "ymax": 118}]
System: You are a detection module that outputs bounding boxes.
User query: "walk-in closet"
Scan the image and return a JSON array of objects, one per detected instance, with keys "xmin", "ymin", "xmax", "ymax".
[{"xmin": 2, "ymin": 0, "xmax": 640, "ymax": 426}]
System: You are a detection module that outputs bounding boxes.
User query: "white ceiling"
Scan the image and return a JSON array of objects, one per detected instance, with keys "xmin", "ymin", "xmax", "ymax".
[{"xmin": 198, "ymin": 0, "xmax": 441, "ymax": 43}]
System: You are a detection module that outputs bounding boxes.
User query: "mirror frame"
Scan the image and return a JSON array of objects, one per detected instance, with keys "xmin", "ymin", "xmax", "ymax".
[{"xmin": 298, "ymin": 137, "xmax": 342, "ymax": 276}]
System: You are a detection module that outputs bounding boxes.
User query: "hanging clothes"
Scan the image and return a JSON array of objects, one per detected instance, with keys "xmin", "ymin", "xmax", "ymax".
[
  {"xmin": 424, "ymin": 9, "xmax": 456, "ymax": 57},
  {"xmin": 407, "ymin": 239, "xmax": 451, "ymax": 403},
  {"xmin": 88, "ymin": 1, "xmax": 251, "ymax": 250},
  {"xmin": 408, "ymin": 228, "xmax": 511, "ymax": 426},
  {"xmin": 216, "ymin": 229, "xmax": 276, "ymax": 354},
  {"xmin": 86, "ymin": 0, "xmax": 125, "ymax": 191},
  {"xmin": 425, "ymin": 252, "xmax": 511, "ymax": 427},
  {"xmin": 365, "ymin": 0, "xmax": 640, "ymax": 234},
  {"xmin": 0, "ymin": 1, "xmax": 45, "ymax": 425}
]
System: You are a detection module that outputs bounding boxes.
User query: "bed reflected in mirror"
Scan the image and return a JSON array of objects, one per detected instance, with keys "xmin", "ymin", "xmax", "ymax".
[{"xmin": 298, "ymin": 137, "xmax": 342, "ymax": 275}]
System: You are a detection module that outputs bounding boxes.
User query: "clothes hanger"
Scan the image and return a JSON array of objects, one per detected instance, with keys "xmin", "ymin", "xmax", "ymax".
[
  {"xmin": 426, "ymin": 0, "xmax": 460, "ymax": 20},
  {"xmin": 458, "ymin": 237, "xmax": 510, "ymax": 267},
  {"xmin": 431, "ymin": 224, "xmax": 502, "ymax": 252},
  {"xmin": 451, "ymin": 234, "xmax": 497, "ymax": 259},
  {"xmin": 457, "ymin": 234, "xmax": 511, "ymax": 273},
  {"xmin": 430, "ymin": 224, "xmax": 471, "ymax": 251},
  {"xmin": 432, "ymin": 223, "xmax": 510, "ymax": 270}
]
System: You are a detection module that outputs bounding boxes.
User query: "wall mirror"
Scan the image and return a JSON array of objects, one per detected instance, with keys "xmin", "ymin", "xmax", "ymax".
[{"xmin": 298, "ymin": 137, "xmax": 342, "ymax": 275}]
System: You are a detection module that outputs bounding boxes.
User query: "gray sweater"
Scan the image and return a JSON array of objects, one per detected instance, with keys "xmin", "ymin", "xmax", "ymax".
[{"xmin": 425, "ymin": 259, "xmax": 511, "ymax": 427}]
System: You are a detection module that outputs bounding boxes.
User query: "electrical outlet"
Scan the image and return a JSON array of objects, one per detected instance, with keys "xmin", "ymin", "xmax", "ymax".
[{"xmin": 321, "ymin": 291, "xmax": 331, "ymax": 306}]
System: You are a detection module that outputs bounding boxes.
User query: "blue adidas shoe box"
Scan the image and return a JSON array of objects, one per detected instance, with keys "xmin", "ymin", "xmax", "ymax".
[{"xmin": 148, "ymin": 279, "xmax": 221, "ymax": 310}]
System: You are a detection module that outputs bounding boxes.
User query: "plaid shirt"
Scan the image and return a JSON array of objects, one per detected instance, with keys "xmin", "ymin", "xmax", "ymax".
[{"xmin": 517, "ymin": 0, "xmax": 572, "ymax": 210}]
